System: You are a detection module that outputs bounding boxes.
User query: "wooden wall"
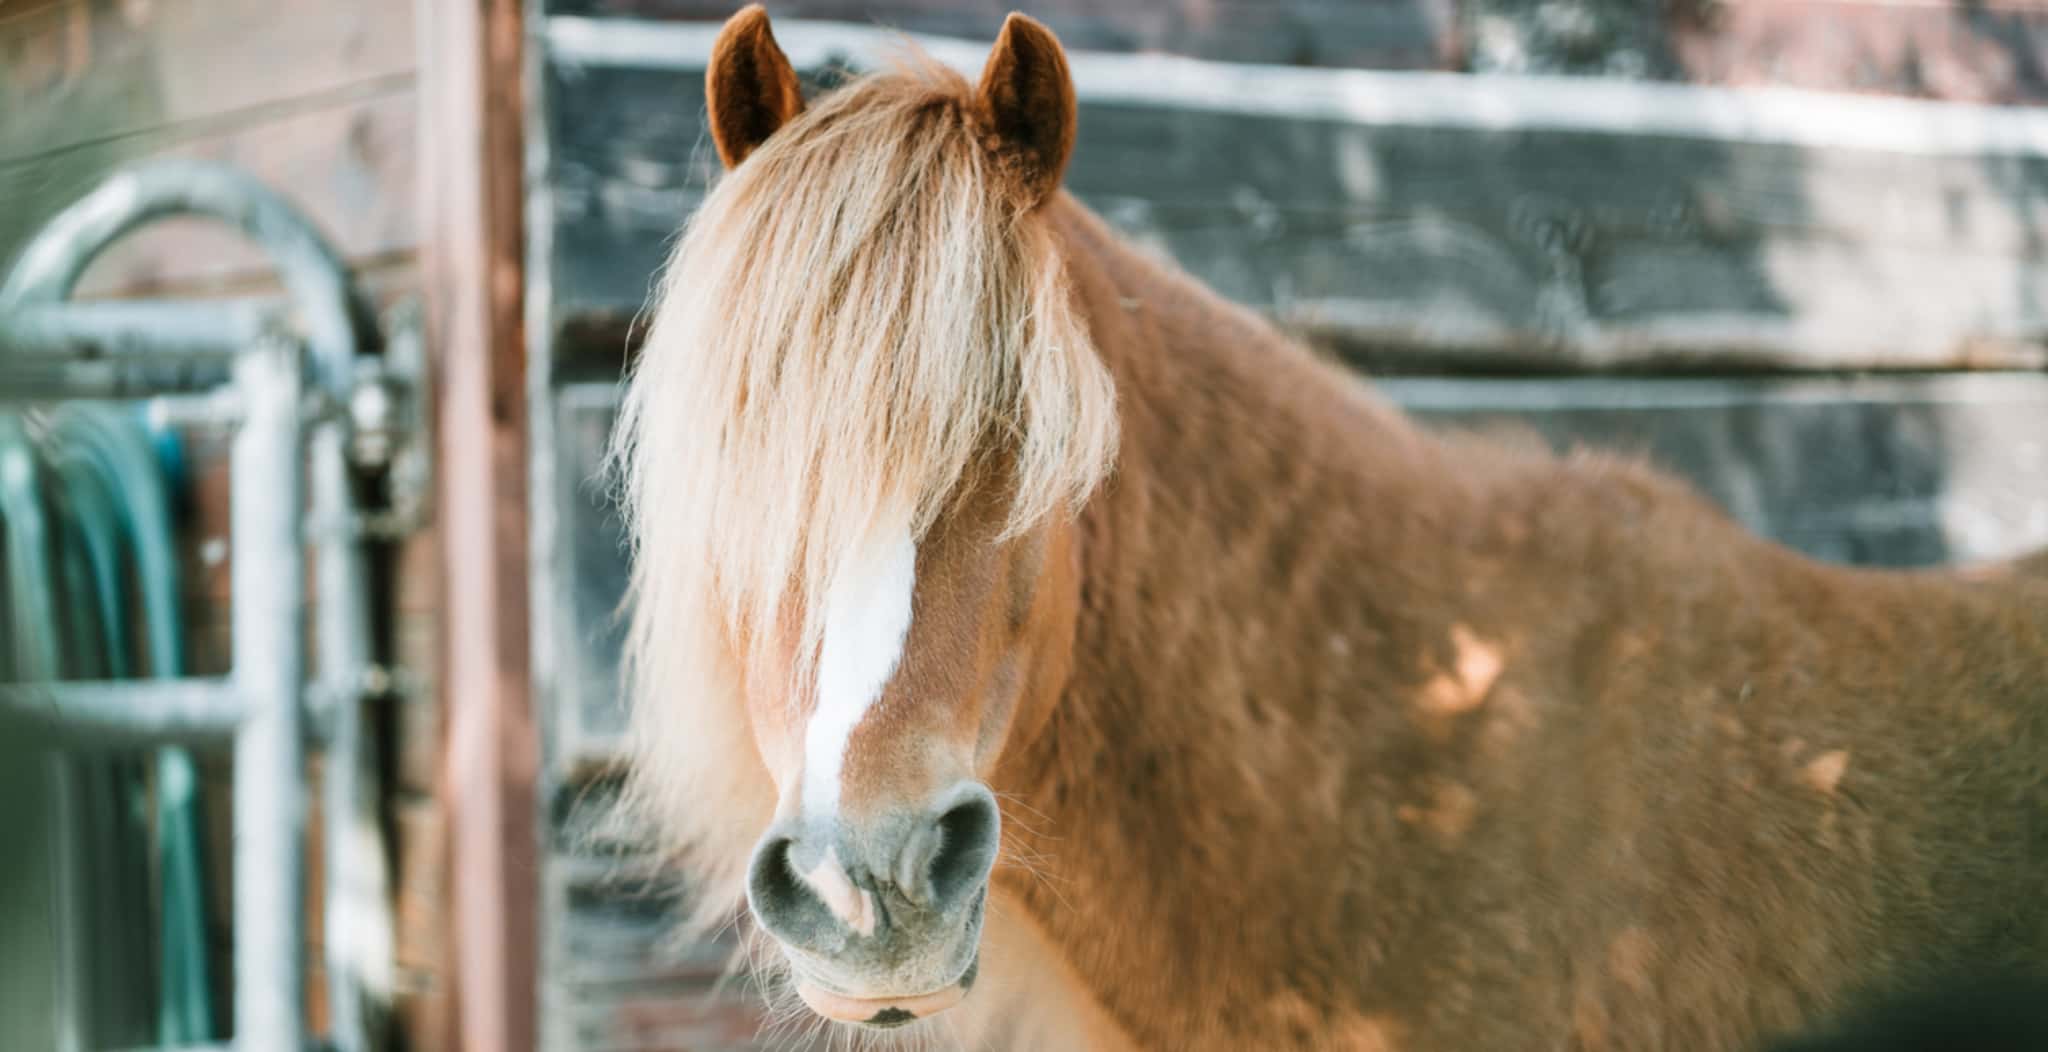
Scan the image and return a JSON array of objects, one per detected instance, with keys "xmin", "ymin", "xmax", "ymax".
[
  {"xmin": 0, "ymin": 1, "xmax": 449, "ymax": 1048},
  {"xmin": 0, "ymin": 0, "xmax": 417, "ymax": 297}
]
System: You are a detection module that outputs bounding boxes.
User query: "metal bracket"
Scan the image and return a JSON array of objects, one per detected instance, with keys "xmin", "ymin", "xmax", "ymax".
[{"xmin": 350, "ymin": 298, "xmax": 433, "ymax": 537}]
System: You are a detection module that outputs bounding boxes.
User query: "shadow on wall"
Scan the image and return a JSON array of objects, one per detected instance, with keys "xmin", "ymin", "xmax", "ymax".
[
  {"xmin": 1957, "ymin": 0, "xmax": 2048, "ymax": 102},
  {"xmin": 1405, "ymin": 389, "xmax": 1968, "ymax": 569}
]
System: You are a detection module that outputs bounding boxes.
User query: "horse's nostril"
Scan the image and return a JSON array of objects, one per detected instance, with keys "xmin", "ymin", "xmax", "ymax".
[
  {"xmin": 750, "ymin": 836, "xmax": 798, "ymax": 904},
  {"xmin": 746, "ymin": 835, "xmax": 835, "ymax": 943},
  {"xmin": 926, "ymin": 789, "xmax": 1000, "ymax": 912}
]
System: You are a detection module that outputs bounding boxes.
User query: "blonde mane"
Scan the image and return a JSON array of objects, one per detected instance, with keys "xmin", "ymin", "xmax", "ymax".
[{"xmin": 608, "ymin": 54, "xmax": 1119, "ymax": 928}]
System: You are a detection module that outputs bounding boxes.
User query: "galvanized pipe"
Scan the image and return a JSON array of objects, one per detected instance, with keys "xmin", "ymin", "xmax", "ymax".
[
  {"xmin": 229, "ymin": 337, "xmax": 307, "ymax": 1052},
  {"xmin": 0, "ymin": 679, "xmax": 246, "ymax": 747},
  {"xmin": 0, "ymin": 298, "xmax": 280, "ymax": 400},
  {"xmin": 0, "ymin": 298, "xmax": 284, "ymax": 362},
  {"xmin": 0, "ymin": 364, "xmax": 232, "ymax": 402}
]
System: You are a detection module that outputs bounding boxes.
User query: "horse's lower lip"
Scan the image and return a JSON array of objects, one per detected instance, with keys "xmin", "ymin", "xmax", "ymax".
[{"xmin": 794, "ymin": 958, "xmax": 977, "ymax": 1026}]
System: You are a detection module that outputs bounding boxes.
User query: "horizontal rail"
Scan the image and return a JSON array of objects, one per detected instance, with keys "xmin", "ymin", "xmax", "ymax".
[
  {"xmin": 1375, "ymin": 371, "xmax": 2048, "ymax": 413},
  {"xmin": 0, "ymin": 298, "xmax": 285, "ymax": 360},
  {"xmin": 0, "ymin": 360, "xmax": 236, "ymax": 401},
  {"xmin": 545, "ymin": 15, "xmax": 2048, "ymax": 158},
  {"xmin": 0, "ymin": 678, "xmax": 247, "ymax": 747},
  {"xmin": 109, "ymin": 1044, "xmax": 331, "ymax": 1052},
  {"xmin": 0, "ymin": 298, "xmax": 285, "ymax": 398},
  {"xmin": 108, "ymin": 1035, "xmax": 335, "ymax": 1043}
]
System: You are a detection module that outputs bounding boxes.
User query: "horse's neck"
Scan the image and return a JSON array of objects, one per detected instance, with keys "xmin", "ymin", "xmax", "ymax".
[{"xmin": 997, "ymin": 199, "xmax": 1476, "ymax": 1040}]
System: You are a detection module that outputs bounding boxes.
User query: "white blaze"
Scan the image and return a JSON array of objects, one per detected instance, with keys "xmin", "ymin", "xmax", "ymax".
[{"xmin": 802, "ymin": 531, "xmax": 918, "ymax": 818}]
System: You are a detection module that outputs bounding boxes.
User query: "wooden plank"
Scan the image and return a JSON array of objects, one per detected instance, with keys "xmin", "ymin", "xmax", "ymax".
[
  {"xmin": 546, "ymin": 387, "xmax": 631, "ymax": 774},
  {"xmin": 539, "ymin": 0, "xmax": 2048, "ymax": 103},
  {"xmin": 392, "ymin": 794, "xmax": 454, "ymax": 1052},
  {"xmin": 0, "ymin": 0, "xmax": 414, "ymax": 164},
  {"xmin": 419, "ymin": 1, "xmax": 535, "ymax": 1052},
  {"xmin": 1670, "ymin": 0, "xmax": 2048, "ymax": 106},
  {"xmin": 0, "ymin": 0, "xmax": 417, "ymax": 299},
  {"xmin": 545, "ymin": 787, "xmax": 789, "ymax": 1052},
  {"xmin": 533, "ymin": 23, "xmax": 2048, "ymax": 372},
  {"xmin": 392, "ymin": 528, "xmax": 442, "ymax": 796},
  {"xmin": 0, "ymin": 0, "xmax": 68, "ymax": 27},
  {"xmin": 1384, "ymin": 373, "xmax": 2048, "ymax": 567},
  {"xmin": 538, "ymin": 0, "xmax": 1461, "ymax": 70},
  {"xmin": 0, "ymin": 88, "xmax": 417, "ymax": 299}
]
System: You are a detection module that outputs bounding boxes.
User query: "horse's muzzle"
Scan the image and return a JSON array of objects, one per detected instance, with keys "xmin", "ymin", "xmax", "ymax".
[
  {"xmin": 746, "ymin": 782, "xmax": 1000, "ymax": 1024},
  {"xmin": 794, "ymin": 951, "xmax": 981, "ymax": 1026}
]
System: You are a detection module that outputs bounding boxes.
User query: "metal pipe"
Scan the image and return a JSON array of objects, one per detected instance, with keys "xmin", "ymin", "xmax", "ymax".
[
  {"xmin": 0, "ymin": 294, "xmax": 279, "ymax": 403},
  {"xmin": 0, "ymin": 679, "xmax": 246, "ymax": 747},
  {"xmin": 229, "ymin": 337, "xmax": 306, "ymax": 1052},
  {"xmin": 0, "ymin": 298, "xmax": 285, "ymax": 361},
  {"xmin": 0, "ymin": 362, "xmax": 232, "ymax": 401}
]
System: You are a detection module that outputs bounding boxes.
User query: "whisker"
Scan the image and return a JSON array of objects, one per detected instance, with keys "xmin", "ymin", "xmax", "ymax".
[{"xmin": 990, "ymin": 790, "xmax": 1057, "ymax": 834}]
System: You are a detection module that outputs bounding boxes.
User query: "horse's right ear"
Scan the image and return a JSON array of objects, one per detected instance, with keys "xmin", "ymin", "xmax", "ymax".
[
  {"xmin": 974, "ymin": 13, "xmax": 1077, "ymax": 208},
  {"xmin": 705, "ymin": 4, "xmax": 805, "ymax": 169}
]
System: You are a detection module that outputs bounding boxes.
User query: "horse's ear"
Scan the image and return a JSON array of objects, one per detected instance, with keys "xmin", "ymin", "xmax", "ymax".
[
  {"xmin": 706, "ymin": 4, "xmax": 805, "ymax": 169},
  {"xmin": 974, "ymin": 12, "xmax": 1076, "ymax": 208}
]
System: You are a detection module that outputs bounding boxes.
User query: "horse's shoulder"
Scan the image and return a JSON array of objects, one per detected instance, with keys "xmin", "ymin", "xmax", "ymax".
[{"xmin": 2002, "ymin": 545, "xmax": 2048, "ymax": 582}]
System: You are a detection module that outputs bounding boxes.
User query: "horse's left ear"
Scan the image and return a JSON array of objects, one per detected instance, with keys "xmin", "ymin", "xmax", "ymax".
[{"xmin": 974, "ymin": 13, "xmax": 1076, "ymax": 208}]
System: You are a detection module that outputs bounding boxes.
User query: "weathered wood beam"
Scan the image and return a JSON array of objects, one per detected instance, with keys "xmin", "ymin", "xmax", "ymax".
[
  {"xmin": 540, "ymin": 0, "xmax": 1462, "ymax": 71},
  {"xmin": 418, "ymin": 0, "xmax": 536, "ymax": 1049}
]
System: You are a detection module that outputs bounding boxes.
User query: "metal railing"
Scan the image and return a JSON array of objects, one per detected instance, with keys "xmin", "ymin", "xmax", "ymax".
[{"xmin": 0, "ymin": 159, "xmax": 421, "ymax": 1052}]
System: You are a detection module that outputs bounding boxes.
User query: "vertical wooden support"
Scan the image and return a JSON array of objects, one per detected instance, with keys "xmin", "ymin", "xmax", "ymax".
[{"xmin": 418, "ymin": 0, "xmax": 537, "ymax": 1049}]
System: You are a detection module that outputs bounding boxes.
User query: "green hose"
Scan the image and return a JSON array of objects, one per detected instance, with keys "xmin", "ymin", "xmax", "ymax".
[
  {"xmin": 49, "ymin": 406, "xmax": 220, "ymax": 1045},
  {"xmin": 0, "ymin": 411, "xmax": 80, "ymax": 1052},
  {"xmin": 1, "ymin": 407, "xmax": 220, "ymax": 1047},
  {"xmin": 43, "ymin": 425, "xmax": 159, "ymax": 1045}
]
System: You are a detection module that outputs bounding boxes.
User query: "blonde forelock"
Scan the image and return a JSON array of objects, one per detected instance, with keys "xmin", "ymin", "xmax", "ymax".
[{"xmin": 606, "ymin": 51, "xmax": 1117, "ymax": 927}]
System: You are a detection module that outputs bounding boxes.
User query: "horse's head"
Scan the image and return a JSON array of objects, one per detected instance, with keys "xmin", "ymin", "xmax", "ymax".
[{"xmin": 611, "ymin": 6, "xmax": 1116, "ymax": 1032}]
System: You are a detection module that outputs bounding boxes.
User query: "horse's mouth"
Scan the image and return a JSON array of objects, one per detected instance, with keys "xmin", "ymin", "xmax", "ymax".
[{"xmin": 795, "ymin": 955, "xmax": 980, "ymax": 1028}]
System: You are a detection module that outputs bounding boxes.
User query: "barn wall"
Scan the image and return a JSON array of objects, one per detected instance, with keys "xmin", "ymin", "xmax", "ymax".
[
  {"xmin": 0, "ymin": 0, "xmax": 418, "ymax": 296},
  {"xmin": 0, "ymin": 1, "xmax": 448, "ymax": 1048}
]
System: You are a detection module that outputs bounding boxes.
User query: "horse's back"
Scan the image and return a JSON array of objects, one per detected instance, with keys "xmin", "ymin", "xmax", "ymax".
[
  {"xmin": 2001, "ymin": 544, "xmax": 2048, "ymax": 582},
  {"xmin": 1458, "ymin": 459, "xmax": 2048, "ymax": 1051}
]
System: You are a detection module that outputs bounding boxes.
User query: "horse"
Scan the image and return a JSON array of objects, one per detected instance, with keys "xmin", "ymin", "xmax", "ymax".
[{"xmin": 608, "ymin": 7, "xmax": 2048, "ymax": 1049}]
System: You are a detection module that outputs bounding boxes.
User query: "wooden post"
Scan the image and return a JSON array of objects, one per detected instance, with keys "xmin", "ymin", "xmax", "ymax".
[{"xmin": 417, "ymin": 0, "xmax": 536, "ymax": 1049}]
